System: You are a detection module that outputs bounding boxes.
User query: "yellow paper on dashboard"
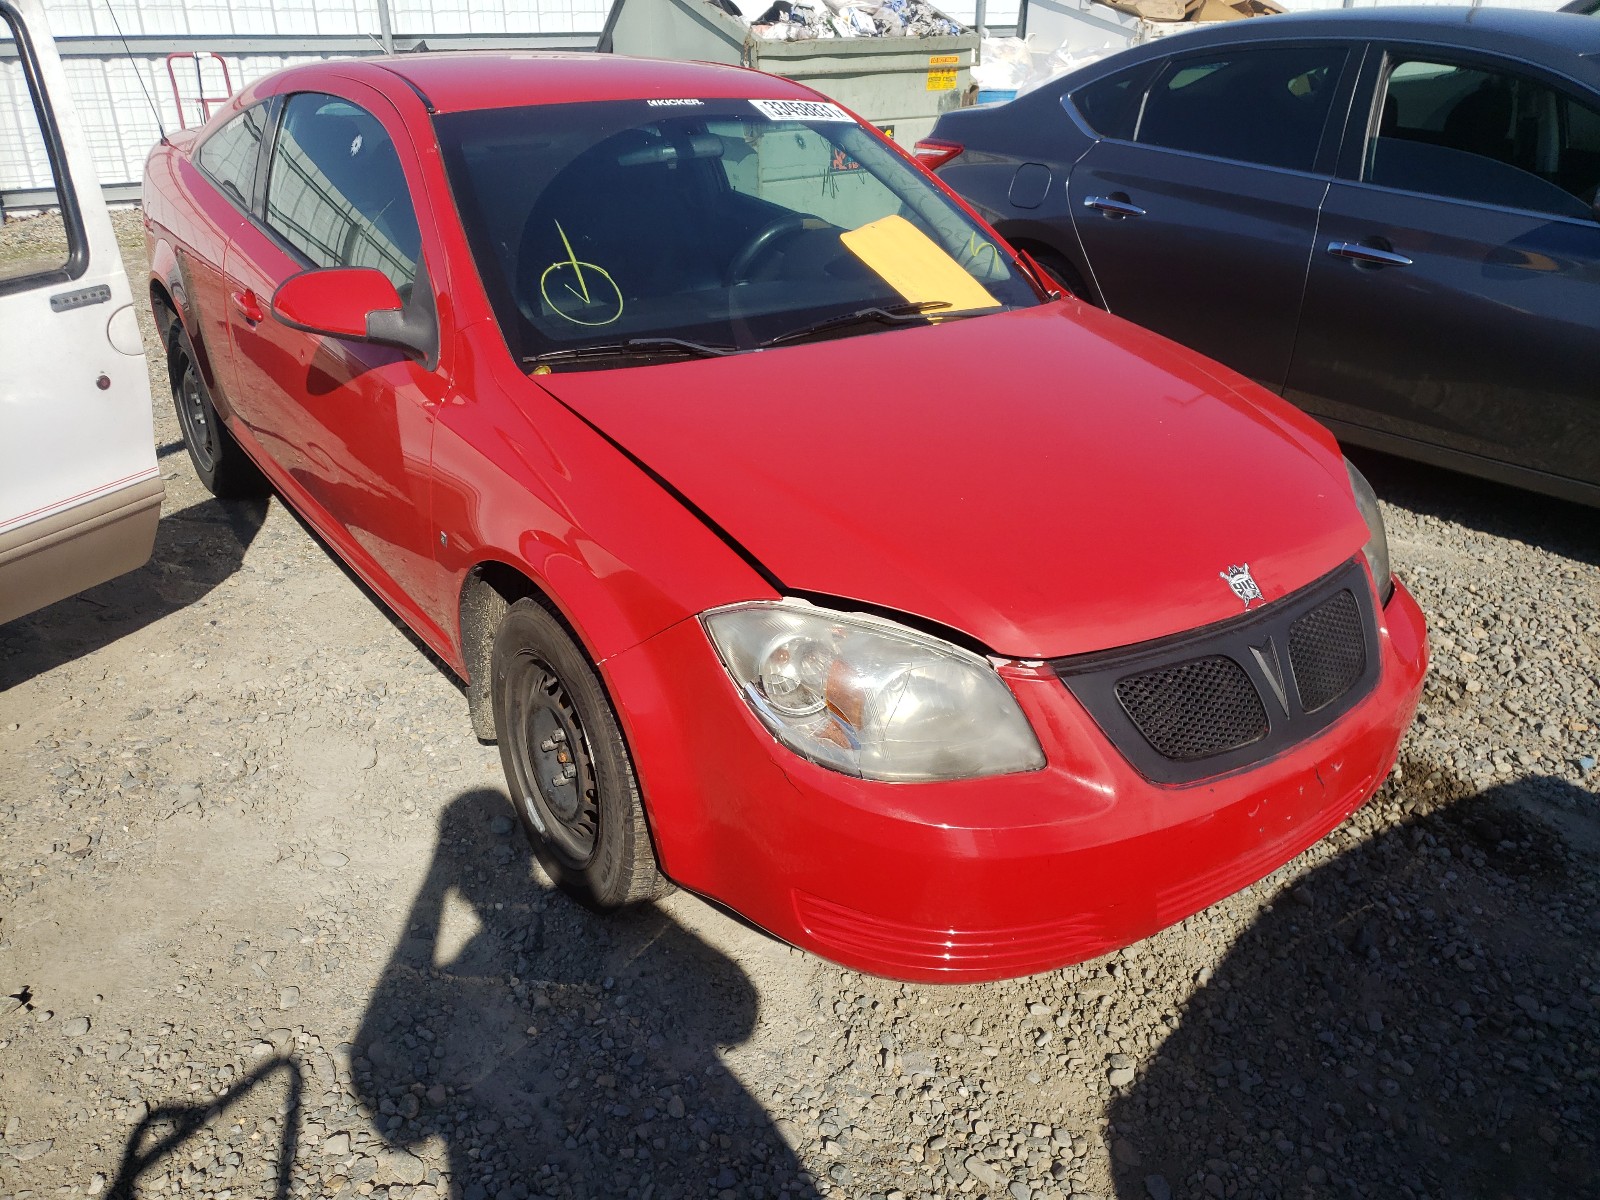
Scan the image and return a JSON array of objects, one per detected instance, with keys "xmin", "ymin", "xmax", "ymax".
[{"xmin": 840, "ymin": 215, "xmax": 999, "ymax": 314}]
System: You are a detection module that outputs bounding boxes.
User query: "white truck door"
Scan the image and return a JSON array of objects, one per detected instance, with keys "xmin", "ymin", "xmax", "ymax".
[{"xmin": 0, "ymin": 0, "xmax": 161, "ymax": 625}]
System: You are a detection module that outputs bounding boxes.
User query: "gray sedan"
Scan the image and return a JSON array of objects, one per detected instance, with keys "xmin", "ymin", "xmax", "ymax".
[{"xmin": 922, "ymin": 7, "xmax": 1600, "ymax": 505}]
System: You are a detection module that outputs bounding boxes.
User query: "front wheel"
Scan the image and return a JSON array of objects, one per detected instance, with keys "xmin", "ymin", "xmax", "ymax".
[
  {"xmin": 1023, "ymin": 248, "xmax": 1093, "ymax": 304},
  {"xmin": 491, "ymin": 598, "xmax": 667, "ymax": 909}
]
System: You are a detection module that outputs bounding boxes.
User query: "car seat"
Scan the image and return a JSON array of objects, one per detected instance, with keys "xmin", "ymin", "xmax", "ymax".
[
  {"xmin": 515, "ymin": 127, "xmax": 729, "ymax": 320},
  {"xmin": 1442, "ymin": 83, "xmax": 1514, "ymax": 165}
]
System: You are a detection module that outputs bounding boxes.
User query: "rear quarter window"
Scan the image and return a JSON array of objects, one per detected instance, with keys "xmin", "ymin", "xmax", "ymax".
[
  {"xmin": 196, "ymin": 103, "xmax": 268, "ymax": 211},
  {"xmin": 1069, "ymin": 63, "xmax": 1154, "ymax": 140}
]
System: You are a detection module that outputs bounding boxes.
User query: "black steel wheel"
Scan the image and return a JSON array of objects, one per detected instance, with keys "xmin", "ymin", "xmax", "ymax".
[
  {"xmin": 492, "ymin": 598, "xmax": 667, "ymax": 909},
  {"xmin": 168, "ymin": 324, "xmax": 266, "ymax": 498}
]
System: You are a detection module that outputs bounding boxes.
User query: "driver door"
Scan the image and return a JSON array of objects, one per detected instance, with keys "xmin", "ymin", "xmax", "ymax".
[{"xmin": 222, "ymin": 86, "xmax": 453, "ymax": 629}]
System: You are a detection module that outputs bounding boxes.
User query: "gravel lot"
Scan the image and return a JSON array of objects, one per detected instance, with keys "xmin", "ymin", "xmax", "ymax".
[{"xmin": 1, "ymin": 210, "xmax": 1596, "ymax": 1200}]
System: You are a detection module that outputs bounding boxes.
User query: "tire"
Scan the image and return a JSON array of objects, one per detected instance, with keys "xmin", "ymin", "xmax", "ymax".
[
  {"xmin": 1026, "ymin": 248, "xmax": 1094, "ymax": 305},
  {"xmin": 491, "ymin": 598, "xmax": 667, "ymax": 909},
  {"xmin": 169, "ymin": 324, "xmax": 267, "ymax": 498}
]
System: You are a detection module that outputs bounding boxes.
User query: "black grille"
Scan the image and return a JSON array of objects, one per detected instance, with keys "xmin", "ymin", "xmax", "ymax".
[
  {"xmin": 1053, "ymin": 559, "xmax": 1381, "ymax": 785},
  {"xmin": 1114, "ymin": 655, "xmax": 1269, "ymax": 761},
  {"xmin": 1288, "ymin": 589, "xmax": 1366, "ymax": 712}
]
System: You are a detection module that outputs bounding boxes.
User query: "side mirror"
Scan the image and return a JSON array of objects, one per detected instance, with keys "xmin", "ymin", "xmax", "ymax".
[{"xmin": 272, "ymin": 266, "xmax": 434, "ymax": 361}]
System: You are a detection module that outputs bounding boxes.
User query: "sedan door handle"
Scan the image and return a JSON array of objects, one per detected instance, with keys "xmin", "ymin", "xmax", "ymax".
[
  {"xmin": 230, "ymin": 288, "xmax": 264, "ymax": 324},
  {"xmin": 1083, "ymin": 195, "xmax": 1147, "ymax": 219},
  {"xmin": 1327, "ymin": 241, "xmax": 1413, "ymax": 268}
]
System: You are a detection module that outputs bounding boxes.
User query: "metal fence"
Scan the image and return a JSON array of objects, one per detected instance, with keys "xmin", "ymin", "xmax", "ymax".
[
  {"xmin": 0, "ymin": 0, "xmax": 606, "ymax": 209},
  {"xmin": 0, "ymin": 0, "xmax": 1015, "ymax": 210}
]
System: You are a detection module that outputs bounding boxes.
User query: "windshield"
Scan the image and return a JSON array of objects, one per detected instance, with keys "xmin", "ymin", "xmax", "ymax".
[{"xmin": 434, "ymin": 98, "xmax": 1040, "ymax": 367}]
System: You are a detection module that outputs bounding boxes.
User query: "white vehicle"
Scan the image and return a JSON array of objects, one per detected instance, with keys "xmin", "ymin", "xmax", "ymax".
[{"xmin": 0, "ymin": 0, "xmax": 160, "ymax": 625}]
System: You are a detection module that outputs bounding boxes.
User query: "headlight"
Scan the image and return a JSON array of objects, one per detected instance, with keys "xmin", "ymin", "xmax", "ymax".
[
  {"xmin": 1345, "ymin": 459, "xmax": 1393, "ymax": 605},
  {"xmin": 701, "ymin": 601, "xmax": 1046, "ymax": 782}
]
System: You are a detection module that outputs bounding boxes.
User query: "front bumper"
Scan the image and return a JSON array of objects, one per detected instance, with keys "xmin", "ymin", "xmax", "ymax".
[{"xmin": 605, "ymin": 580, "xmax": 1427, "ymax": 983}]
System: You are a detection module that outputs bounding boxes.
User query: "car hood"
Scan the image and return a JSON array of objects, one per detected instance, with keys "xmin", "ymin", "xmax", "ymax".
[{"xmin": 535, "ymin": 302, "xmax": 1368, "ymax": 658}]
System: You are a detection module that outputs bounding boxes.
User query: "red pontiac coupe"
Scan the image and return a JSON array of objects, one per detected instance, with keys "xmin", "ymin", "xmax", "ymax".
[{"xmin": 143, "ymin": 52, "xmax": 1427, "ymax": 982}]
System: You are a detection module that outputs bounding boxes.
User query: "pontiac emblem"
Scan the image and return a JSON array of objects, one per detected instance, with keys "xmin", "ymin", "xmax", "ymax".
[{"xmin": 1220, "ymin": 563, "xmax": 1263, "ymax": 609}]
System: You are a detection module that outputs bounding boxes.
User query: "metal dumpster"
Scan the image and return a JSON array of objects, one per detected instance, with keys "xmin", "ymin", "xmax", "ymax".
[{"xmin": 597, "ymin": 0, "xmax": 978, "ymax": 148}]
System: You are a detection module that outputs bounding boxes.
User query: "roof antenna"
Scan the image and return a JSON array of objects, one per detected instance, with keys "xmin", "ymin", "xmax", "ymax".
[{"xmin": 102, "ymin": 0, "xmax": 168, "ymax": 144}]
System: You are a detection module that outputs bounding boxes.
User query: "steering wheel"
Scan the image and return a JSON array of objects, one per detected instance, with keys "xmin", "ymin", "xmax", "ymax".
[{"xmin": 724, "ymin": 213, "xmax": 811, "ymax": 286}]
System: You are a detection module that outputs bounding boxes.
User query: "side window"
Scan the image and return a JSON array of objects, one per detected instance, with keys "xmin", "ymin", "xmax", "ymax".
[
  {"xmin": 0, "ymin": 7, "xmax": 83, "ymax": 290},
  {"xmin": 1368, "ymin": 57, "xmax": 1600, "ymax": 220},
  {"xmin": 1070, "ymin": 63, "xmax": 1153, "ymax": 141},
  {"xmin": 196, "ymin": 103, "xmax": 268, "ymax": 210},
  {"xmin": 1135, "ymin": 45, "xmax": 1348, "ymax": 173},
  {"xmin": 264, "ymin": 93, "xmax": 422, "ymax": 290}
]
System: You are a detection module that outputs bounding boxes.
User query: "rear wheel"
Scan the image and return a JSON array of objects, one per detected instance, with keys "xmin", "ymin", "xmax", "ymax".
[
  {"xmin": 492, "ymin": 598, "xmax": 667, "ymax": 909},
  {"xmin": 169, "ymin": 325, "xmax": 266, "ymax": 498}
]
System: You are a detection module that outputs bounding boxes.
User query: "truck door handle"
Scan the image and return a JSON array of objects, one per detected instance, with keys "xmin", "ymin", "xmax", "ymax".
[
  {"xmin": 1327, "ymin": 241, "xmax": 1413, "ymax": 268},
  {"xmin": 1082, "ymin": 194, "xmax": 1147, "ymax": 219},
  {"xmin": 230, "ymin": 288, "xmax": 264, "ymax": 324}
]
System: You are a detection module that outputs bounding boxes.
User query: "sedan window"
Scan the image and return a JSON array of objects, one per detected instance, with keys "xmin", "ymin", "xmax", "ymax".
[
  {"xmin": 1135, "ymin": 45, "xmax": 1348, "ymax": 173},
  {"xmin": 1367, "ymin": 58, "xmax": 1600, "ymax": 220},
  {"xmin": 0, "ymin": 6, "xmax": 81, "ymax": 290},
  {"xmin": 264, "ymin": 93, "xmax": 422, "ymax": 291}
]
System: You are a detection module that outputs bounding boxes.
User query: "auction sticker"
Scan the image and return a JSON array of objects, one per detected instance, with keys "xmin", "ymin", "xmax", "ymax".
[{"xmin": 750, "ymin": 98, "xmax": 854, "ymax": 122}]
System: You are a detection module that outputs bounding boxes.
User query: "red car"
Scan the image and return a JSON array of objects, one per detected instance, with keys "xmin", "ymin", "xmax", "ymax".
[{"xmin": 143, "ymin": 52, "xmax": 1427, "ymax": 982}]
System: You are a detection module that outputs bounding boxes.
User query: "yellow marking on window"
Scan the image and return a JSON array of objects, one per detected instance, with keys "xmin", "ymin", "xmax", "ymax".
[
  {"xmin": 839, "ymin": 215, "xmax": 999, "ymax": 313},
  {"xmin": 554, "ymin": 219, "xmax": 590, "ymax": 304},
  {"xmin": 539, "ymin": 220, "xmax": 624, "ymax": 327}
]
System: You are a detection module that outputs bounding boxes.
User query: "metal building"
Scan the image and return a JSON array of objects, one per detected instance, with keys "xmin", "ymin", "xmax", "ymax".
[{"xmin": 1, "ymin": 0, "xmax": 1006, "ymax": 209}]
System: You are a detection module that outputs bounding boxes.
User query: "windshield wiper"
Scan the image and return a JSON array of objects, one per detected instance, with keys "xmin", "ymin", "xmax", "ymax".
[
  {"xmin": 526, "ymin": 336, "xmax": 739, "ymax": 368},
  {"xmin": 758, "ymin": 300, "xmax": 955, "ymax": 349}
]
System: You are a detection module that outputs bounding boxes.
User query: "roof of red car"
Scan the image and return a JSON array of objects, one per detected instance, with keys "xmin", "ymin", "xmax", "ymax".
[{"xmin": 348, "ymin": 52, "xmax": 821, "ymax": 115}]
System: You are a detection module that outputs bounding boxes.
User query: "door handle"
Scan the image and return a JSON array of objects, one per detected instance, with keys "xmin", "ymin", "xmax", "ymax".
[
  {"xmin": 230, "ymin": 288, "xmax": 264, "ymax": 324},
  {"xmin": 1083, "ymin": 194, "xmax": 1147, "ymax": 219},
  {"xmin": 1327, "ymin": 241, "xmax": 1413, "ymax": 268}
]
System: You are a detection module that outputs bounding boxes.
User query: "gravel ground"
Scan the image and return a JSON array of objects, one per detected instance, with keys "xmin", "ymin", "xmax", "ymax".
[{"xmin": 0, "ymin": 209, "xmax": 1596, "ymax": 1200}]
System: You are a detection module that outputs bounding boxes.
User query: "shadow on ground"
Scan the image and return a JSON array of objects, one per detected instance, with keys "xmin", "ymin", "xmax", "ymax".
[
  {"xmin": 108, "ymin": 1057, "xmax": 303, "ymax": 1200},
  {"xmin": 1110, "ymin": 772, "xmax": 1600, "ymax": 1200},
  {"xmin": 1348, "ymin": 447, "xmax": 1599, "ymax": 568},
  {"xmin": 0, "ymin": 496, "xmax": 268, "ymax": 690},
  {"xmin": 101, "ymin": 790, "xmax": 820, "ymax": 1199},
  {"xmin": 350, "ymin": 789, "xmax": 820, "ymax": 1200}
]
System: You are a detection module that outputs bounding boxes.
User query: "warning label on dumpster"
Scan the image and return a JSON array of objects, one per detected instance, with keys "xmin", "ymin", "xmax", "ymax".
[{"xmin": 926, "ymin": 55, "xmax": 959, "ymax": 91}]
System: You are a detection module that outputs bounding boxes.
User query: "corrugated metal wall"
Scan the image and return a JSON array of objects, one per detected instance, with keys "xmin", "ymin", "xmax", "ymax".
[
  {"xmin": 1, "ymin": 0, "xmax": 621, "ymax": 200},
  {"xmin": 3, "ymin": 0, "xmax": 1574, "ymax": 201},
  {"xmin": 4, "ymin": 0, "xmax": 1030, "ymax": 200},
  {"xmin": 42, "ymin": 0, "xmax": 386, "ymax": 37}
]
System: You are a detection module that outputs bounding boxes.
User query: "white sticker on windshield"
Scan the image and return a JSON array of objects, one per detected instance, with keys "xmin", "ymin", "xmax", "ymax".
[{"xmin": 749, "ymin": 98, "xmax": 854, "ymax": 123}]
